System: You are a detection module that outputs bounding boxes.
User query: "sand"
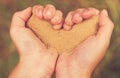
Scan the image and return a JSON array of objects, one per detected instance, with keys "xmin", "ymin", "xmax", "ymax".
[{"xmin": 27, "ymin": 15, "xmax": 99, "ymax": 54}]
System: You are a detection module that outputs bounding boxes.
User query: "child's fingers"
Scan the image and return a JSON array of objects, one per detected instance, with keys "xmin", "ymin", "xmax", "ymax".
[
  {"xmin": 32, "ymin": 5, "xmax": 44, "ymax": 19},
  {"xmin": 82, "ymin": 8, "xmax": 99, "ymax": 19},
  {"xmin": 72, "ymin": 9, "xmax": 85, "ymax": 24},
  {"xmin": 51, "ymin": 10, "xmax": 63, "ymax": 30},
  {"xmin": 51, "ymin": 10, "xmax": 63, "ymax": 25},
  {"xmin": 43, "ymin": 4, "xmax": 56, "ymax": 20},
  {"xmin": 63, "ymin": 11, "xmax": 74, "ymax": 30},
  {"xmin": 53, "ymin": 23, "xmax": 63, "ymax": 30}
]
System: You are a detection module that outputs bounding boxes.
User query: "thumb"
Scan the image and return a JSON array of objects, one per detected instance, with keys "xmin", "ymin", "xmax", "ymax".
[
  {"xmin": 11, "ymin": 7, "xmax": 32, "ymax": 30},
  {"xmin": 96, "ymin": 9, "xmax": 114, "ymax": 40}
]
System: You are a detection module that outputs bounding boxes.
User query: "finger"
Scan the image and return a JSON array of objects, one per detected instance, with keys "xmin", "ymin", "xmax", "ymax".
[
  {"xmin": 72, "ymin": 9, "xmax": 84, "ymax": 23},
  {"xmin": 63, "ymin": 11, "xmax": 74, "ymax": 30},
  {"xmin": 96, "ymin": 9, "xmax": 114, "ymax": 40},
  {"xmin": 63, "ymin": 24, "xmax": 72, "ymax": 30},
  {"xmin": 32, "ymin": 5, "xmax": 44, "ymax": 19},
  {"xmin": 82, "ymin": 8, "xmax": 99, "ymax": 19},
  {"xmin": 11, "ymin": 7, "xmax": 32, "ymax": 30},
  {"xmin": 10, "ymin": 7, "xmax": 47, "ymax": 54},
  {"xmin": 43, "ymin": 4, "xmax": 56, "ymax": 20},
  {"xmin": 51, "ymin": 10, "xmax": 63, "ymax": 30},
  {"xmin": 51, "ymin": 10, "xmax": 63, "ymax": 25},
  {"xmin": 53, "ymin": 22, "xmax": 63, "ymax": 30}
]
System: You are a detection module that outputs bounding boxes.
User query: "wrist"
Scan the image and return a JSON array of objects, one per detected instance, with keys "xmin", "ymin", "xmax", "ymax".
[
  {"xmin": 9, "ymin": 60, "xmax": 53, "ymax": 78},
  {"xmin": 56, "ymin": 72, "xmax": 91, "ymax": 78},
  {"xmin": 56, "ymin": 67, "xmax": 91, "ymax": 78}
]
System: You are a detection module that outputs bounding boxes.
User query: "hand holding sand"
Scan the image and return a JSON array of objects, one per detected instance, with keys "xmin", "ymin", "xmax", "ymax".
[{"xmin": 9, "ymin": 4, "xmax": 114, "ymax": 78}]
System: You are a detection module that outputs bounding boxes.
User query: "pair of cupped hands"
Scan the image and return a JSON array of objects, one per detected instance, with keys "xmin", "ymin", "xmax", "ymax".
[{"xmin": 9, "ymin": 4, "xmax": 114, "ymax": 78}]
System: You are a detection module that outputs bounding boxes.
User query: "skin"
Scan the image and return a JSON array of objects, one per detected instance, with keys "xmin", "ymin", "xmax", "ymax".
[
  {"xmin": 33, "ymin": 5, "xmax": 63, "ymax": 30},
  {"xmin": 56, "ymin": 8, "xmax": 114, "ymax": 78},
  {"xmin": 9, "ymin": 4, "xmax": 114, "ymax": 78},
  {"xmin": 9, "ymin": 6, "xmax": 59, "ymax": 78}
]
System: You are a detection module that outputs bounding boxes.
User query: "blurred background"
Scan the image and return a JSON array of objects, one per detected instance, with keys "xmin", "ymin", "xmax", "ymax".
[{"xmin": 0, "ymin": 0, "xmax": 120, "ymax": 78}]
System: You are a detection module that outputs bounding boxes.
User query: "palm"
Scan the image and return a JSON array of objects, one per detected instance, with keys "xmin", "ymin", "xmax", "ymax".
[
  {"xmin": 57, "ymin": 35, "xmax": 109, "ymax": 76},
  {"xmin": 10, "ymin": 7, "xmax": 58, "ymax": 78},
  {"xmin": 55, "ymin": 7, "xmax": 114, "ymax": 78}
]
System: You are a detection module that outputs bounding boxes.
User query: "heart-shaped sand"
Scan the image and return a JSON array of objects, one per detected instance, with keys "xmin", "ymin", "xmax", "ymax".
[{"xmin": 27, "ymin": 15, "xmax": 99, "ymax": 54}]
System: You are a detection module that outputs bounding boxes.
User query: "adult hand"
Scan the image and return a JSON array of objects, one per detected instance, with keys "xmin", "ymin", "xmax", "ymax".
[
  {"xmin": 56, "ymin": 8, "xmax": 114, "ymax": 78},
  {"xmin": 9, "ymin": 5, "xmax": 59, "ymax": 78}
]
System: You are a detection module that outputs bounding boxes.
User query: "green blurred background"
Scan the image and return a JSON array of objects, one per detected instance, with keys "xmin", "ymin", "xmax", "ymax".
[{"xmin": 0, "ymin": 0, "xmax": 120, "ymax": 78}]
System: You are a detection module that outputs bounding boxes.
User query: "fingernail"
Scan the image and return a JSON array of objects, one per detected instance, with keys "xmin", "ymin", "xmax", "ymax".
[{"xmin": 103, "ymin": 9, "xmax": 108, "ymax": 16}]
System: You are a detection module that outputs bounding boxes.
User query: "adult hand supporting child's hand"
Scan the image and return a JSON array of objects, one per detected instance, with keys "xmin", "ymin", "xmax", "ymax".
[{"xmin": 56, "ymin": 8, "xmax": 114, "ymax": 78}]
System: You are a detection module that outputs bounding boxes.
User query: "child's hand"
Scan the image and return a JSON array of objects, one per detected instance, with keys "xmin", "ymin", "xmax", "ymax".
[
  {"xmin": 56, "ymin": 8, "xmax": 114, "ymax": 78},
  {"xmin": 9, "ymin": 5, "xmax": 60, "ymax": 78}
]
